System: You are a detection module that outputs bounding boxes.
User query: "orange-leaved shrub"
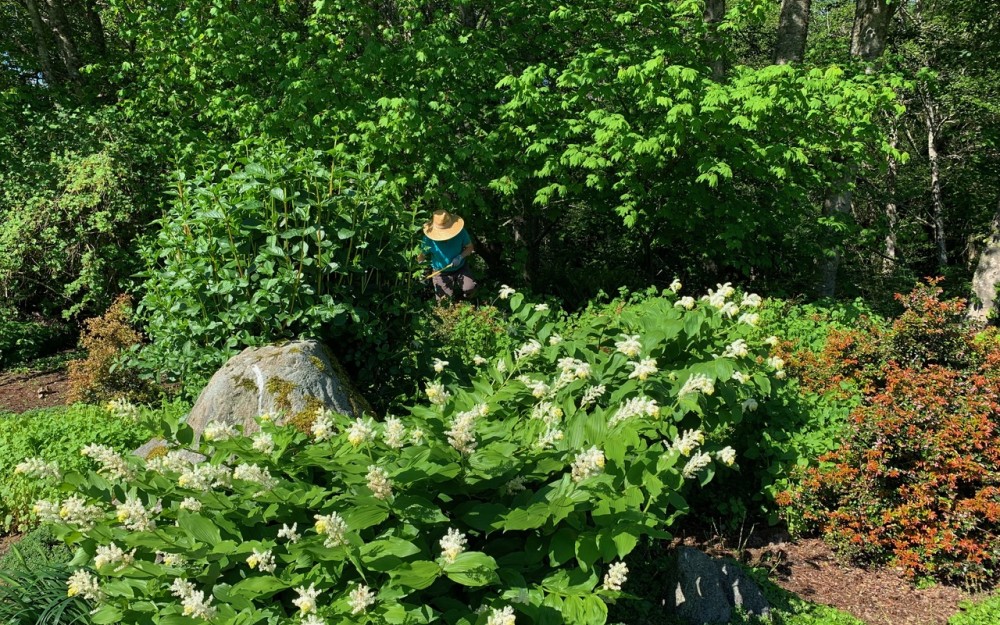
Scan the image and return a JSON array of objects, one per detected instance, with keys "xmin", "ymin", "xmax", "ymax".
[
  {"xmin": 68, "ymin": 294, "xmax": 154, "ymax": 403},
  {"xmin": 782, "ymin": 280, "xmax": 1000, "ymax": 587}
]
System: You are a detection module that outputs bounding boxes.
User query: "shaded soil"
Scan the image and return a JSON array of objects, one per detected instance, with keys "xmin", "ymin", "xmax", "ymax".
[
  {"xmin": 681, "ymin": 529, "xmax": 984, "ymax": 625},
  {"xmin": 0, "ymin": 369, "xmax": 70, "ymax": 413}
]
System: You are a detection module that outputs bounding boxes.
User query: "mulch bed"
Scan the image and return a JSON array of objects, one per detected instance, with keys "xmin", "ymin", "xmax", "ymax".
[
  {"xmin": 0, "ymin": 369, "xmax": 70, "ymax": 413},
  {"xmin": 678, "ymin": 528, "xmax": 986, "ymax": 625}
]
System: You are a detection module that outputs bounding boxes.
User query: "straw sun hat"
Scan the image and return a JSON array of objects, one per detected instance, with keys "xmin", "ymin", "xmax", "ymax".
[{"xmin": 423, "ymin": 210, "xmax": 465, "ymax": 241}]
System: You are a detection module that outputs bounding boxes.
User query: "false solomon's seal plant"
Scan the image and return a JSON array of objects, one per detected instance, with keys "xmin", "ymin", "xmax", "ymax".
[{"xmin": 22, "ymin": 283, "xmax": 781, "ymax": 625}]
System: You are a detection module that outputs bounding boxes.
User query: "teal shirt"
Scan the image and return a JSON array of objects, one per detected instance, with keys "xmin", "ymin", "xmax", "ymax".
[{"xmin": 422, "ymin": 229, "xmax": 471, "ymax": 271}]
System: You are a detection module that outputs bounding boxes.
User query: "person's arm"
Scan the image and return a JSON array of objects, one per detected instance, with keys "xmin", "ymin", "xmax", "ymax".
[{"xmin": 417, "ymin": 237, "xmax": 432, "ymax": 264}]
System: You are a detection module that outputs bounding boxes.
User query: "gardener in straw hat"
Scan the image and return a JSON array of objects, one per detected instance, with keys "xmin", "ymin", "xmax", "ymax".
[{"xmin": 417, "ymin": 210, "xmax": 477, "ymax": 301}]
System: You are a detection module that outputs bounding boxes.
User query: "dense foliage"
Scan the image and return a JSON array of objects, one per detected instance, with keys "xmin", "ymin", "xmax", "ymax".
[
  {"xmin": 783, "ymin": 282, "xmax": 1000, "ymax": 587},
  {"xmin": 24, "ymin": 286, "xmax": 785, "ymax": 624},
  {"xmin": 0, "ymin": 402, "xmax": 176, "ymax": 532}
]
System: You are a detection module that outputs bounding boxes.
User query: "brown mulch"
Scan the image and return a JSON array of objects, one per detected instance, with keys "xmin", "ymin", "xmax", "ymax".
[
  {"xmin": 0, "ymin": 369, "xmax": 70, "ymax": 413},
  {"xmin": 0, "ymin": 533, "xmax": 23, "ymax": 561},
  {"xmin": 681, "ymin": 528, "xmax": 982, "ymax": 625}
]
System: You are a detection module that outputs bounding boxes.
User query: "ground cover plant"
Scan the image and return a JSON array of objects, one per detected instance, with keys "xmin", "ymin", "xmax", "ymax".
[
  {"xmin": 783, "ymin": 281, "xmax": 1000, "ymax": 588},
  {"xmin": 20, "ymin": 283, "xmax": 788, "ymax": 624},
  {"xmin": 0, "ymin": 401, "xmax": 184, "ymax": 532}
]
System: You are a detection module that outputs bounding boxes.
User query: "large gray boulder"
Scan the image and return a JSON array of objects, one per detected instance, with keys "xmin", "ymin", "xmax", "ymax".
[
  {"xmin": 185, "ymin": 340, "xmax": 371, "ymax": 443},
  {"xmin": 664, "ymin": 546, "xmax": 771, "ymax": 624}
]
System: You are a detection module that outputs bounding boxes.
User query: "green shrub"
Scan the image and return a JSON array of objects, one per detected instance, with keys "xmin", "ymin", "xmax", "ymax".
[
  {"xmin": 33, "ymin": 284, "xmax": 780, "ymax": 624},
  {"xmin": 949, "ymin": 594, "xmax": 1000, "ymax": 625},
  {"xmin": 0, "ymin": 317, "xmax": 74, "ymax": 369},
  {"xmin": 133, "ymin": 139, "xmax": 421, "ymax": 400},
  {"xmin": 0, "ymin": 402, "xmax": 185, "ymax": 532},
  {"xmin": 0, "ymin": 525, "xmax": 73, "ymax": 571}
]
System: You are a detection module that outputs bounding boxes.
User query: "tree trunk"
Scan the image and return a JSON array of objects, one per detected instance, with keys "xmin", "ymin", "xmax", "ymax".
[
  {"xmin": 969, "ymin": 199, "xmax": 1000, "ymax": 323},
  {"xmin": 817, "ymin": 0, "xmax": 898, "ymax": 296},
  {"xmin": 24, "ymin": 0, "xmax": 58, "ymax": 84},
  {"xmin": 85, "ymin": 0, "xmax": 107, "ymax": 56},
  {"xmin": 774, "ymin": 0, "xmax": 811, "ymax": 64},
  {"xmin": 818, "ymin": 180, "xmax": 852, "ymax": 298},
  {"xmin": 703, "ymin": 0, "xmax": 726, "ymax": 80},
  {"xmin": 850, "ymin": 0, "xmax": 898, "ymax": 61},
  {"xmin": 43, "ymin": 0, "xmax": 82, "ymax": 88},
  {"xmin": 883, "ymin": 123, "xmax": 899, "ymax": 273},
  {"xmin": 926, "ymin": 100, "xmax": 948, "ymax": 266}
]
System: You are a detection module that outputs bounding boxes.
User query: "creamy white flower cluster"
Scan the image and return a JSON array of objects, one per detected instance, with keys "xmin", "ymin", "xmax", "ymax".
[
  {"xmin": 514, "ymin": 339, "xmax": 542, "ymax": 361},
  {"xmin": 178, "ymin": 463, "xmax": 232, "ymax": 491},
  {"xmin": 33, "ymin": 495, "xmax": 103, "ymax": 529},
  {"xmin": 426, "ymin": 381, "xmax": 451, "ymax": 406},
  {"xmin": 246, "ymin": 548, "xmax": 276, "ymax": 573},
  {"xmin": 535, "ymin": 426, "xmax": 565, "ymax": 450},
  {"xmin": 716, "ymin": 446, "xmax": 737, "ymax": 467},
  {"xmin": 674, "ymin": 296, "xmax": 696, "ymax": 310},
  {"xmin": 503, "ymin": 476, "xmax": 527, "ymax": 495},
  {"xmin": 313, "ymin": 512, "xmax": 348, "ymax": 548},
  {"xmin": 548, "ymin": 333, "xmax": 563, "ymax": 346},
  {"xmin": 530, "ymin": 401, "xmax": 563, "ymax": 425},
  {"xmin": 732, "ymin": 370, "xmax": 750, "ymax": 384},
  {"xmin": 570, "ymin": 447, "xmax": 605, "ymax": 482},
  {"xmin": 608, "ymin": 396, "xmax": 659, "ymax": 427},
  {"xmin": 499, "ymin": 285, "xmax": 516, "ymax": 299},
  {"xmin": 146, "ymin": 449, "xmax": 194, "ymax": 474},
  {"xmin": 767, "ymin": 356, "xmax": 787, "ymax": 379},
  {"xmin": 312, "ymin": 408, "xmax": 336, "ymax": 442},
  {"xmin": 579, "ymin": 384, "xmax": 607, "ymax": 408},
  {"xmin": 557, "ymin": 357, "xmax": 592, "ymax": 380},
  {"xmin": 517, "ymin": 375, "xmax": 550, "ymax": 399},
  {"xmin": 347, "ymin": 418, "xmax": 376, "ymax": 446},
  {"xmin": 179, "ymin": 497, "xmax": 202, "ymax": 512},
  {"xmin": 106, "ymin": 397, "xmax": 141, "ymax": 421},
  {"xmin": 15, "ymin": 457, "xmax": 61, "ymax": 480},
  {"xmin": 115, "ymin": 497, "xmax": 157, "ymax": 531},
  {"xmin": 366, "ymin": 465, "xmax": 393, "ymax": 500},
  {"xmin": 446, "ymin": 403, "xmax": 488, "ymax": 456},
  {"xmin": 294, "ymin": 583, "xmax": 321, "ymax": 614},
  {"xmin": 251, "ymin": 431, "xmax": 275, "ymax": 453},
  {"xmin": 488, "ymin": 605, "xmax": 517, "ymax": 625},
  {"xmin": 278, "ymin": 522, "xmax": 300, "ymax": 543},
  {"xmin": 672, "ymin": 429, "xmax": 705, "ymax": 456},
  {"xmin": 670, "ymin": 278, "xmax": 682, "ymax": 292},
  {"xmin": 67, "ymin": 569, "xmax": 102, "ymax": 601},
  {"xmin": 615, "ymin": 334, "xmax": 642, "ymax": 358},
  {"xmin": 627, "ymin": 358, "xmax": 658, "ymax": 381},
  {"xmin": 202, "ymin": 421, "xmax": 239, "ymax": 442},
  {"xmin": 439, "ymin": 528, "xmax": 468, "ymax": 563},
  {"xmin": 158, "ymin": 551, "xmax": 187, "ymax": 567},
  {"xmin": 433, "ymin": 357, "xmax": 449, "ymax": 373},
  {"xmin": 94, "ymin": 542, "xmax": 135, "ymax": 571},
  {"xmin": 383, "ymin": 416, "xmax": 406, "ymax": 449},
  {"xmin": 682, "ymin": 452, "xmax": 712, "ymax": 479},
  {"xmin": 171, "ymin": 578, "xmax": 216, "ymax": 620},
  {"xmin": 741, "ymin": 398, "xmax": 759, "ymax": 413},
  {"xmin": 349, "ymin": 583, "xmax": 377, "ymax": 614},
  {"xmin": 81, "ymin": 444, "xmax": 133, "ymax": 481},
  {"xmin": 722, "ymin": 339, "xmax": 749, "ymax": 359},
  {"xmin": 603, "ymin": 561, "xmax": 629, "ymax": 591},
  {"xmin": 679, "ymin": 373, "xmax": 715, "ymax": 397},
  {"xmin": 233, "ymin": 463, "xmax": 277, "ymax": 490}
]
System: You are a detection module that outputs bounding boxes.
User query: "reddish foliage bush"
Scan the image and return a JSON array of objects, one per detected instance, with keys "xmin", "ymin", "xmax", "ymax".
[{"xmin": 784, "ymin": 280, "xmax": 1000, "ymax": 587}]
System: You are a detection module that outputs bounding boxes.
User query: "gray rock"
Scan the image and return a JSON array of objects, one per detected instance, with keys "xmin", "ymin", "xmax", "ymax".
[
  {"xmin": 185, "ymin": 340, "xmax": 371, "ymax": 443},
  {"xmin": 664, "ymin": 546, "xmax": 770, "ymax": 625}
]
